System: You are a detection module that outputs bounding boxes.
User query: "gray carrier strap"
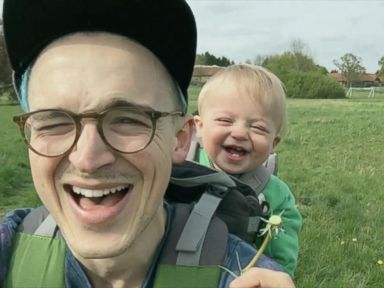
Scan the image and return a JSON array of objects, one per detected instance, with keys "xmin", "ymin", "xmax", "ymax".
[
  {"xmin": 160, "ymin": 204, "xmax": 228, "ymax": 266},
  {"xmin": 170, "ymin": 169, "xmax": 236, "ymax": 189},
  {"xmin": 237, "ymin": 165, "xmax": 271, "ymax": 214},
  {"xmin": 175, "ymin": 192, "xmax": 222, "ymax": 266},
  {"xmin": 174, "ymin": 178, "xmax": 231, "ymax": 266},
  {"xmin": 33, "ymin": 215, "xmax": 57, "ymax": 237},
  {"xmin": 238, "ymin": 165, "xmax": 270, "ymax": 196},
  {"xmin": 264, "ymin": 153, "xmax": 278, "ymax": 176},
  {"xmin": 186, "ymin": 137, "xmax": 200, "ymax": 162},
  {"xmin": 18, "ymin": 206, "xmax": 60, "ymax": 238}
]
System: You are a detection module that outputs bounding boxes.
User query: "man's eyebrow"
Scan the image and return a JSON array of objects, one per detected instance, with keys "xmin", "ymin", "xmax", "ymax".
[{"xmin": 103, "ymin": 99, "xmax": 156, "ymax": 111}]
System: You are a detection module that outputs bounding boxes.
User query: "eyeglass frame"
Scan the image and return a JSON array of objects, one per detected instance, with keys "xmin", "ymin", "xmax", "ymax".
[{"xmin": 13, "ymin": 106, "xmax": 184, "ymax": 158}]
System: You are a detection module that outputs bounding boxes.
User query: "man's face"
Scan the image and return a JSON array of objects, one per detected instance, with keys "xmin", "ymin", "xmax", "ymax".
[
  {"xmin": 27, "ymin": 33, "xmax": 186, "ymax": 258},
  {"xmin": 195, "ymin": 80, "xmax": 279, "ymax": 174}
]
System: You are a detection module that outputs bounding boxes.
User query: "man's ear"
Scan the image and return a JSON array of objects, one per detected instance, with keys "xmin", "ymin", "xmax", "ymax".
[{"xmin": 172, "ymin": 116, "xmax": 194, "ymax": 164}]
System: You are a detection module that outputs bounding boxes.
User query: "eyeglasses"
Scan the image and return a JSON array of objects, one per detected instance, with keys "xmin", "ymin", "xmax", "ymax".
[{"xmin": 13, "ymin": 107, "xmax": 183, "ymax": 158}]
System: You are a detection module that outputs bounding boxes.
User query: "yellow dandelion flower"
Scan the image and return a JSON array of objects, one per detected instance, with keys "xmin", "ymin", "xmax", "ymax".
[
  {"xmin": 378, "ymin": 260, "xmax": 383, "ymax": 265},
  {"xmin": 352, "ymin": 238, "xmax": 357, "ymax": 242},
  {"xmin": 340, "ymin": 241, "xmax": 345, "ymax": 245}
]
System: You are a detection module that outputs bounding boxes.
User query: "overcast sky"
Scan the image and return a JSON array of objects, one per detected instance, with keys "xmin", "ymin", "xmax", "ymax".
[
  {"xmin": 188, "ymin": 0, "xmax": 384, "ymax": 73},
  {"xmin": 1, "ymin": 0, "xmax": 383, "ymax": 72}
]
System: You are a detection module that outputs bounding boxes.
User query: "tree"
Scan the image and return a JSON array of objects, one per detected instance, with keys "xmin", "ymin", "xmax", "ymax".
[
  {"xmin": 378, "ymin": 56, "xmax": 384, "ymax": 78},
  {"xmin": 261, "ymin": 48, "xmax": 343, "ymax": 99},
  {"xmin": 290, "ymin": 38, "xmax": 307, "ymax": 55},
  {"xmin": 195, "ymin": 51, "xmax": 234, "ymax": 66},
  {"xmin": 0, "ymin": 31, "xmax": 12, "ymax": 85},
  {"xmin": 333, "ymin": 53, "xmax": 366, "ymax": 87},
  {"xmin": 253, "ymin": 55, "xmax": 267, "ymax": 66}
]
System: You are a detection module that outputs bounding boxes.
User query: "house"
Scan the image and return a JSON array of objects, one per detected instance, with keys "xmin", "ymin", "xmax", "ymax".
[
  {"xmin": 328, "ymin": 72, "xmax": 381, "ymax": 87},
  {"xmin": 328, "ymin": 72, "xmax": 347, "ymax": 87},
  {"xmin": 192, "ymin": 65, "xmax": 224, "ymax": 84},
  {"xmin": 356, "ymin": 73, "xmax": 381, "ymax": 87}
]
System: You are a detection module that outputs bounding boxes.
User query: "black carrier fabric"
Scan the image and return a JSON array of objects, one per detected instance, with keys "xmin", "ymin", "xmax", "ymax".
[{"xmin": 167, "ymin": 161, "xmax": 270, "ymax": 244}]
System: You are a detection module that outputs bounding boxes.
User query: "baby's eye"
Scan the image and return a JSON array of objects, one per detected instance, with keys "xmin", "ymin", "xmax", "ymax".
[
  {"xmin": 215, "ymin": 118, "xmax": 233, "ymax": 125},
  {"xmin": 251, "ymin": 125, "xmax": 269, "ymax": 134}
]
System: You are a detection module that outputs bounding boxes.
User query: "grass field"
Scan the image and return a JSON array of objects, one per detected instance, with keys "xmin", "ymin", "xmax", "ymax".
[{"xmin": 1, "ymin": 87, "xmax": 384, "ymax": 287}]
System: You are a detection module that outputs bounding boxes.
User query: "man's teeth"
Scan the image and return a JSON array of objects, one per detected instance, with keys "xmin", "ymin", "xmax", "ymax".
[{"xmin": 72, "ymin": 185, "xmax": 129, "ymax": 198}]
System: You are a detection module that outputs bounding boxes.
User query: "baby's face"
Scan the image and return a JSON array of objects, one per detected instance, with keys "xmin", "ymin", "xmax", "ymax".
[{"xmin": 195, "ymin": 84, "xmax": 280, "ymax": 174}]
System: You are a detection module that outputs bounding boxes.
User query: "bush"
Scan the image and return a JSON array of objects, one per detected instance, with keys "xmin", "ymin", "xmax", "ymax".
[
  {"xmin": 283, "ymin": 71, "xmax": 345, "ymax": 99},
  {"xmin": 0, "ymin": 86, "xmax": 18, "ymax": 104}
]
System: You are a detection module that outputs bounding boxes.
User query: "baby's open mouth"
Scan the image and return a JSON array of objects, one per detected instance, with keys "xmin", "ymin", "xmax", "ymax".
[
  {"xmin": 65, "ymin": 184, "xmax": 132, "ymax": 209},
  {"xmin": 224, "ymin": 145, "xmax": 248, "ymax": 157}
]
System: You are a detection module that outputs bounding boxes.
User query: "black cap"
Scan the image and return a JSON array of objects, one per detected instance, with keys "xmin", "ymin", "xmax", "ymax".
[{"xmin": 2, "ymin": 0, "xmax": 197, "ymax": 104}]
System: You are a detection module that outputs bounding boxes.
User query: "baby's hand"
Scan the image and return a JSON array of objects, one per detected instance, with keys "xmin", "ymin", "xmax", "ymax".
[{"xmin": 229, "ymin": 268, "xmax": 294, "ymax": 288}]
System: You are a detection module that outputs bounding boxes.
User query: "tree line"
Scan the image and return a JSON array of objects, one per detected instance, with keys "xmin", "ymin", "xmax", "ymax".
[
  {"xmin": 195, "ymin": 40, "xmax": 384, "ymax": 98},
  {"xmin": 1, "ymin": 27, "xmax": 384, "ymax": 99}
]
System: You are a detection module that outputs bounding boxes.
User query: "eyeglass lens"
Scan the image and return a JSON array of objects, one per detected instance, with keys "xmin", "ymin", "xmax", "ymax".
[{"xmin": 24, "ymin": 109, "xmax": 154, "ymax": 156}]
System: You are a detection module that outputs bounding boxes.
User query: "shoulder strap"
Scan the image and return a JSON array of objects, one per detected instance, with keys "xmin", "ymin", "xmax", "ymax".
[
  {"xmin": 159, "ymin": 204, "xmax": 228, "ymax": 266},
  {"xmin": 264, "ymin": 153, "xmax": 278, "ymax": 175},
  {"xmin": 236, "ymin": 165, "xmax": 271, "ymax": 214},
  {"xmin": 6, "ymin": 207, "xmax": 65, "ymax": 288},
  {"xmin": 17, "ymin": 206, "xmax": 61, "ymax": 238},
  {"xmin": 185, "ymin": 137, "xmax": 200, "ymax": 162},
  {"xmin": 154, "ymin": 203, "xmax": 227, "ymax": 288}
]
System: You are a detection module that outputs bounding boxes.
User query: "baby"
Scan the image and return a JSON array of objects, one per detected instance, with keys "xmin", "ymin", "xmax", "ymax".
[{"xmin": 193, "ymin": 64, "xmax": 302, "ymax": 277}]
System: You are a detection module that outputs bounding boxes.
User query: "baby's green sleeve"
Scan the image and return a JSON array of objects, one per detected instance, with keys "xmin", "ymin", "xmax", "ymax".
[{"xmin": 263, "ymin": 175, "xmax": 302, "ymax": 277}]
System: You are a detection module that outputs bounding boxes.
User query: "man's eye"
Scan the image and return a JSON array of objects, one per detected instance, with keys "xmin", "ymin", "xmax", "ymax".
[
  {"xmin": 111, "ymin": 116, "xmax": 151, "ymax": 128},
  {"xmin": 34, "ymin": 122, "xmax": 73, "ymax": 132},
  {"xmin": 31, "ymin": 122, "xmax": 75, "ymax": 138}
]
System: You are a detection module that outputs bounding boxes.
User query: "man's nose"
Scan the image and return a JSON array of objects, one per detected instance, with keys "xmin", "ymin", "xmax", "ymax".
[{"xmin": 68, "ymin": 123, "xmax": 116, "ymax": 173}]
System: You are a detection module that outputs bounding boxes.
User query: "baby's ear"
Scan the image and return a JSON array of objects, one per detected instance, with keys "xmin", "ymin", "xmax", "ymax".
[
  {"xmin": 193, "ymin": 115, "xmax": 203, "ymax": 137},
  {"xmin": 272, "ymin": 137, "xmax": 281, "ymax": 150},
  {"xmin": 172, "ymin": 116, "xmax": 194, "ymax": 164}
]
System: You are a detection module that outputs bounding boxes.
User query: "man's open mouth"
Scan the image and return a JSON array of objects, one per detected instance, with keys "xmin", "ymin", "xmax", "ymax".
[{"xmin": 65, "ymin": 184, "xmax": 132, "ymax": 210}]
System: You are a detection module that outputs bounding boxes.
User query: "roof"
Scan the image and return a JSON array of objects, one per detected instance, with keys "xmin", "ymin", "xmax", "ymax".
[
  {"xmin": 193, "ymin": 65, "xmax": 224, "ymax": 77},
  {"xmin": 328, "ymin": 72, "xmax": 380, "ymax": 82},
  {"xmin": 359, "ymin": 73, "xmax": 380, "ymax": 82},
  {"xmin": 329, "ymin": 72, "xmax": 346, "ymax": 82}
]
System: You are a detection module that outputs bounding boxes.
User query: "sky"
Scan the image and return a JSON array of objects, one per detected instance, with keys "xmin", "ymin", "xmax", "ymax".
[
  {"xmin": 188, "ymin": 0, "xmax": 384, "ymax": 73},
  {"xmin": 1, "ymin": 0, "xmax": 383, "ymax": 72}
]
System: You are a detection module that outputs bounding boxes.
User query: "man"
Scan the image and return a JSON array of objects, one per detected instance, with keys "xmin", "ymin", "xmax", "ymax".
[{"xmin": 0, "ymin": 0, "xmax": 295, "ymax": 287}]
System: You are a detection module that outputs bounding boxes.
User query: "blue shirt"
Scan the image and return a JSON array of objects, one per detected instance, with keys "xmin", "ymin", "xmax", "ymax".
[{"xmin": 0, "ymin": 206, "xmax": 283, "ymax": 287}]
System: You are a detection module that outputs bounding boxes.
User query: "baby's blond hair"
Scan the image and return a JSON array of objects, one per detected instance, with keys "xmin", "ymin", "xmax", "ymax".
[{"xmin": 197, "ymin": 64, "xmax": 287, "ymax": 137}]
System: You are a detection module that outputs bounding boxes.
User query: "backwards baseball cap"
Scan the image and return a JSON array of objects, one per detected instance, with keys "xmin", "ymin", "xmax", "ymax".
[{"xmin": 2, "ymin": 0, "xmax": 197, "ymax": 111}]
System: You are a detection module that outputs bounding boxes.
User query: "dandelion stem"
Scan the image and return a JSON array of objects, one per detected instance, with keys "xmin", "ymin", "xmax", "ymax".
[{"xmin": 242, "ymin": 232, "xmax": 272, "ymax": 274}]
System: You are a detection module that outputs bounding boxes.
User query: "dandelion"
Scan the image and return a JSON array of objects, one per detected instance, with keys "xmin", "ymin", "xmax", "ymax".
[
  {"xmin": 218, "ymin": 211, "xmax": 285, "ymax": 278},
  {"xmin": 377, "ymin": 260, "xmax": 383, "ymax": 265},
  {"xmin": 241, "ymin": 211, "xmax": 285, "ymax": 274},
  {"xmin": 340, "ymin": 240, "xmax": 345, "ymax": 245},
  {"xmin": 352, "ymin": 238, "xmax": 357, "ymax": 242}
]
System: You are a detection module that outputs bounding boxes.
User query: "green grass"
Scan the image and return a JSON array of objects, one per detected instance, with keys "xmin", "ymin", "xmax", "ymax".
[
  {"xmin": 0, "ymin": 105, "xmax": 40, "ymax": 218},
  {"xmin": 2, "ymin": 87, "xmax": 384, "ymax": 286},
  {"xmin": 280, "ymin": 99, "xmax": 384, "ymax": 287}
]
